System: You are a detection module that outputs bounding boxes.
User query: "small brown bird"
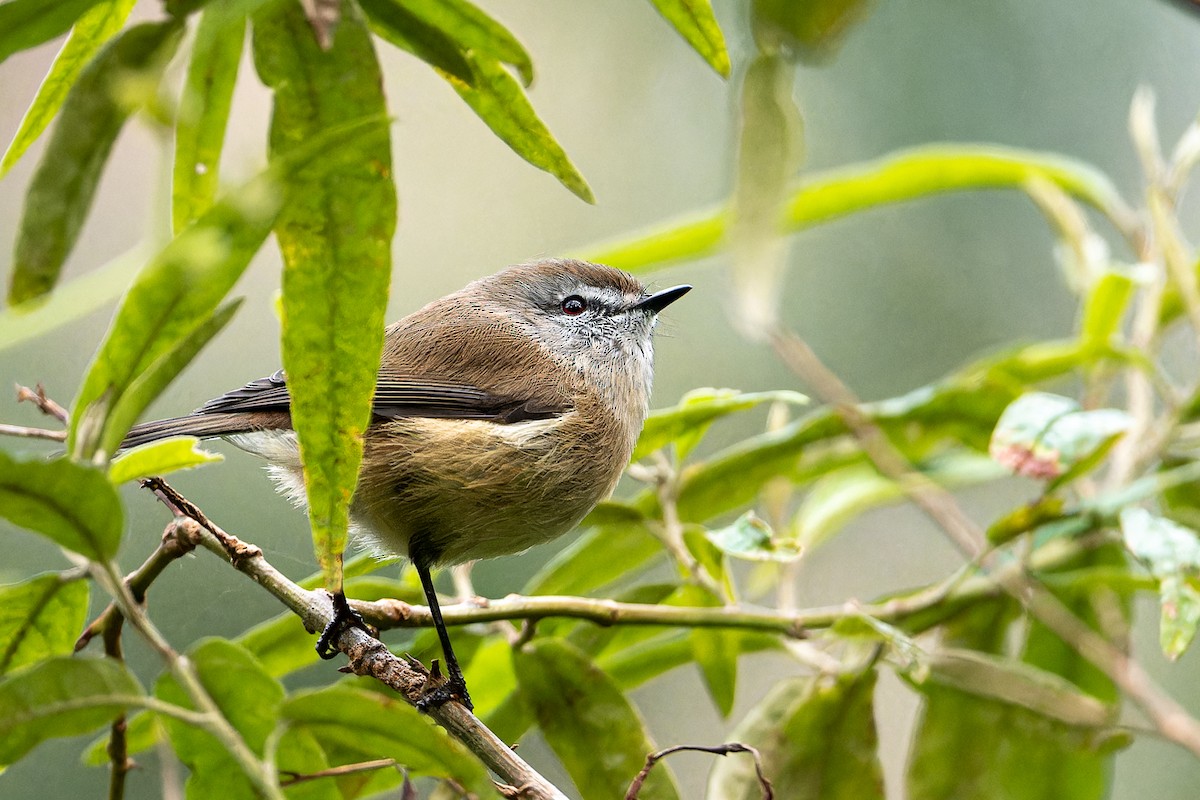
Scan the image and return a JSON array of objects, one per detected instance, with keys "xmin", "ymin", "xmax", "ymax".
[{"xmin": 124, "ymin": 258, "xmax": 690, "ymax": 709}]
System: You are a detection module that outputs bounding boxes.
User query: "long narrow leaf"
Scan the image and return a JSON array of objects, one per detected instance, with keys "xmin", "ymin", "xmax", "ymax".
[
  {"xmin": 0, "ymin": 0, "xmax": 136, "ymax": 177},
  {"xmin": 69, "ymin": 178, "xmax": 281, "ymax": 460},
  {"xmin": 646, "ymin": 0, "xmax": 730, "ymax": 77},
  {"xmin": 582, "ymin": 145, "xmax": 1131, "ymax": 273},
  {"xmin": 445, "ymin": 51, "xmax": 594, "ymax": 203},
  {"xmin": 9, "ymin": 21, "xmax": 183, "ymax": 305},
  {"xmin": 252, "ymin": 0, "xmax": 396, "ymax": 590},
  {"xmin": 172, "ymin": 0, "xmax": 246, "ymax": 233},
  {"xmin": 394, "ymin": 0, "xmax": 533, "ymax": 84},
  {"xmin": 0, "ymin": 0, "xmax": 107, "ymax": 65}
]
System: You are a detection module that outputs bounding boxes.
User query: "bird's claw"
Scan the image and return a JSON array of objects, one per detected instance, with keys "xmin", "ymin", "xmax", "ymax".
[{"xmin": 315, "ymin": 591, "xmax": 376, "ymax": 659}]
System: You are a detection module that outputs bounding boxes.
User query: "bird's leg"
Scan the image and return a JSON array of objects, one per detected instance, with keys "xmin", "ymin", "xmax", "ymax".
[
  {"xmin": 415, "ymin": 563, "xmax": 474, "ymax": 712},
  {"xmin": 315, "ymin": 589, "xmax": 376, "ymax": 659}
]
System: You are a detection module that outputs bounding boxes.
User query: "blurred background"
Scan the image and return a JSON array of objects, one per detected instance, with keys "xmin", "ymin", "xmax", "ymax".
[{"xmin": 3, "ymin": 0, "xmax": 1200, "ymax": 797}]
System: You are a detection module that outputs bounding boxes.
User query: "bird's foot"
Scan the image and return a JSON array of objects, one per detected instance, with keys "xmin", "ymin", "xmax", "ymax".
[
  {"xmin": 315, "ymin": 591, "xmax": 377, "ymax": 659},
  {"xmin": 416, "ymin": 659, "xmax": 474, "ymax": 712}
]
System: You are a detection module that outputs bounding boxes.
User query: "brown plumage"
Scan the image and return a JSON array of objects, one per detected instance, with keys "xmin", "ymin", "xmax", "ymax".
[{"xmin": 122, "ymin": 258, "xmax": 690, "ymax": 708}]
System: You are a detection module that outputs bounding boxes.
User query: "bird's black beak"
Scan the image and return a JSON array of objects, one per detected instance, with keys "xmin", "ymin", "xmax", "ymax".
[{"xmin": 632, "ymin": 284, "xmax": 692, "ymax": 314}]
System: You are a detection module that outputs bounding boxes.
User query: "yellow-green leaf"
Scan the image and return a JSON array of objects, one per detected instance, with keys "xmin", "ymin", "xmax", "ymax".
[{"xmin": 252, "ymin": 0, "xmax": 396, "ymax": 591}]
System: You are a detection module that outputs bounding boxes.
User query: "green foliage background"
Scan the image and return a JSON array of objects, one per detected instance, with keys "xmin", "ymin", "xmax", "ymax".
[{"xmin": 3, "ymin": 0, "xmax": 1200, "ymax": 798}]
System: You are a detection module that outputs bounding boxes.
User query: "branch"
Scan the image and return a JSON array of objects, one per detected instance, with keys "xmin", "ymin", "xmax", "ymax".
[{"xmin": 147, "ymin": 478, "xmax": 568, "ymax": 800}]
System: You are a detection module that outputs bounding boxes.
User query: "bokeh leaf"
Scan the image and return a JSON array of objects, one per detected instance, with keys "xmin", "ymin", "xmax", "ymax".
[
  {"xmin": 253, "ymin": 0, "xmax": 396, "ymax": 591},
  {"xmin": 9, "ymin": 20, "xmax": 183, "ymax": 305},
  {"xmin": 0, "ymin": 656, "xmax": 143, "ymax": 767},
  {"xmin": 673, "ymin": 584, "xmax": 738, "ymax": 717},
  {"xmin": 907, "ymin": 602, "xmax": 1121, "ymax": 800},
  {"xmin": 707, "ymin": 511, "xmax": 799, "ymax": 562},
  {"xmin": 172, "ymin": 0, "xmax": 245, "ymax": 233},
  {"xmin": 0, "ymin": 0, "xmax": 135, "ymax": 177},
  {"xmin": 68, "ymin": 171, "xmax": 278, "ymax": 459},
  {"xmin": 0, "ymin": 452, "xmax": 122, "ymax": 560},
  {"xmin": 751, "ymin": 0, "xmax": 873, "ymax": 63},
  {"xmin": 0, "ymin": 573, "xmax": 89, "ymax": 675},
  {"xmin": 1120, "ymin": 508, "xmax": 1200, "ymax": 659},
  {"xmin": 646, "ymin": 0, "xmax": 730, "ymax": 77},
  {"xmin": 584, "ymin": 145, "xmax": 1130, "ymax": 273},
  {"xmin": 516, "ymin": 638, "xmax": 681, "ymax": 800},
  {"xmin": 708, "ymin": 665, "xmax": 884, "ymax": 800},
  {"xmin": 0, "ymin": 0, "xmax": 108, "ymax": 65},
  {"xmin": 635, "ymin": 388, "xmax": 807, "ymax": 461},
  {"xmin": 524, "ymin": 502, "xmax": 664, "ymax": 596},
  {"xmin": 282, "ymin": 685, "xmax": 493, "ymax": 795},
  {"xmin": 989, "ymin": 392, "xmax": 1130, "ymax": 484}
]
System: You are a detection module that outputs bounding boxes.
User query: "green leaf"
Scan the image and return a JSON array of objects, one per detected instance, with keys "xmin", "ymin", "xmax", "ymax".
[
  {"xmin": 582, "ymin": 145, "xmax": 1131, "ymax": 273},
  {"xmin": 155, "ymin": 639, "xmax": 282, "ymax": 798},
  {"xmin": 0, "ymin": 573, "xmax": 89, "ymax": 675},
  {"xmin": 282, "ymin": 684, "xmax": 493, "ymax": 795},
  {"xmin": 9, "ymin": 20, "xmax": 183, "ymax": 306},
  {"xmin": 989, "ymin": 392, "xmax": 1130, "ymax": 484},
  {"xmin": 524, "ymin": 503, "xmax": 664, "ymax": 596},
  {"xmin": 708, "ymin": 666, "xmax": 884, "ymax": 800},
  {"xmin": 794, "ymin": 453, "xmax": 1004, "ymax": 552},
  {"xmin": 0, "ymin": 245, "xmax": 145, "ymax": 352},
  {"xmin": 706, "ymin": 511, "xmax": 799, "ymax": 562},
  {"xmin": 253, "ymin": 0, "xmax": 396, "ymax": 592},
  {"xmin": 646, "ymin": 0, "xmax": 730, "ymax": 77},
  {"xmin": 750, "ymin": 0, "xmax": 874, "ymax": 63},
  {"xmin": 83, "ymin": 709, "xmax": 160, "ymax": 766},
  {"xmin": 0, "ymin": 452, "xmax": 122, "ymax": 560},
  {"xmin": 916, "ymin": 649, "xmax": 1113, "ymax": 728},
  {"xmin": 673, "ymin": 585, "xmax": 737, "ymax": 717},
  {"xmin": 69, "ymin": 176, "xmax": 277, "ymax": 459},
  {"xmin": 104, "ymin": 300, "xmax": 245, "ymax": 461},
  {"xmin": 108, "ymin": 437, "xmax": 223, "ymax": 484},
  {"xmin": 172, "ymin": 0, "xmax": 245, "ymax": 233},
  {"xmin": 1120, "ymin": 508, "xmax": 1200, "ymax": 659},
  {"xmin": 728, "ymin": 52, "xmax": 803, "ymax": 335},
  {"xmin": 444, "ymin": 50, "xmax": 594, "ymax": 203},
  {"xmin": 0, "ymin": 656, "xmax": 143, "ymax": 767},
  {"xmin": 358, "ymin": 0, "xmax": 473, "ymax": 84},
  {"xmin": 1080, "ymin": 269, "xmax": 1135, "ymax": 349},
  {"xmin": 394, "ymin": 0, "xmax": 533, "ymax": 84},
  {"xmin": 0, "ymin": 0, "xmax": 135, "ymax": 177},
  {"xmin": 635, "ymin": 388, "xmax": 808, "ymax": 461},
  {"xmin": 906, "ymin": 600, "xmax": 1121, "ymax": 800},
  {"xmin": 515, "ymin": 638, "xmax": 680, "ymax": 800},
  {"xmin": 0, "ymin": 0, "xmax": 107, "ymax": 65}
]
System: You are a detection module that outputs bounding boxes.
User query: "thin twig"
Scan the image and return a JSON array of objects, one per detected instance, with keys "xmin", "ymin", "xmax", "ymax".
[
  {"xmin": 279, "ymin": 758, "xmax": 399, "ymax": 787},
  {"xmin": 15, "ymin": 383, "xmax": 68, "ymax": 422},
  {"xmin": 0, "ymin": 422, "xmax": 66, "ymax": 441},
  {"xmin": 625, "ymin": 743, "xmax": 772, "ymax": 800}
]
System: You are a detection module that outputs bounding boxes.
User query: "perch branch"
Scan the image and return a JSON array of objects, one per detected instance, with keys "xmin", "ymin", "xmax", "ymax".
[{"xmin": 147, "ymin": 479, "xmax": 568, "ymax": 800}]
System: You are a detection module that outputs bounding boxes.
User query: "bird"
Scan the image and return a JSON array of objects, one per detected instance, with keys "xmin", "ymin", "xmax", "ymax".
[{"xmin": 122, "ymin": 258, "xmax": 691, "ymax": 710}]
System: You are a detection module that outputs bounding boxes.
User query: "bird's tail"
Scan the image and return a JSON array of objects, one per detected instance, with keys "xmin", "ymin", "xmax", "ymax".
[{"xmin": 122, "ymin": 414, "xmax": 259, "ymax": 450}]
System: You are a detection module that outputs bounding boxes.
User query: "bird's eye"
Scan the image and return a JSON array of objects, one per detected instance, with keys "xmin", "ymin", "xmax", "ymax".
[{"xmin": 561, "ymin": 295, "xmax": 587, "ymax": 315}]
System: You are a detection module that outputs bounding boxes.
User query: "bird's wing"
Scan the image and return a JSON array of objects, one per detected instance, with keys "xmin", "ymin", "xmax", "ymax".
[{"xmin": 197, "ymin": 369, "xmax": 568, "ymax": 423}]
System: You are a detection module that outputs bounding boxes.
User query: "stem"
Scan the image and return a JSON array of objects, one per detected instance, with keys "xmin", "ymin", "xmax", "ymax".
[{"xmin": 94, "ymin": 560, "xmax": 286, "ymax": 800}]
